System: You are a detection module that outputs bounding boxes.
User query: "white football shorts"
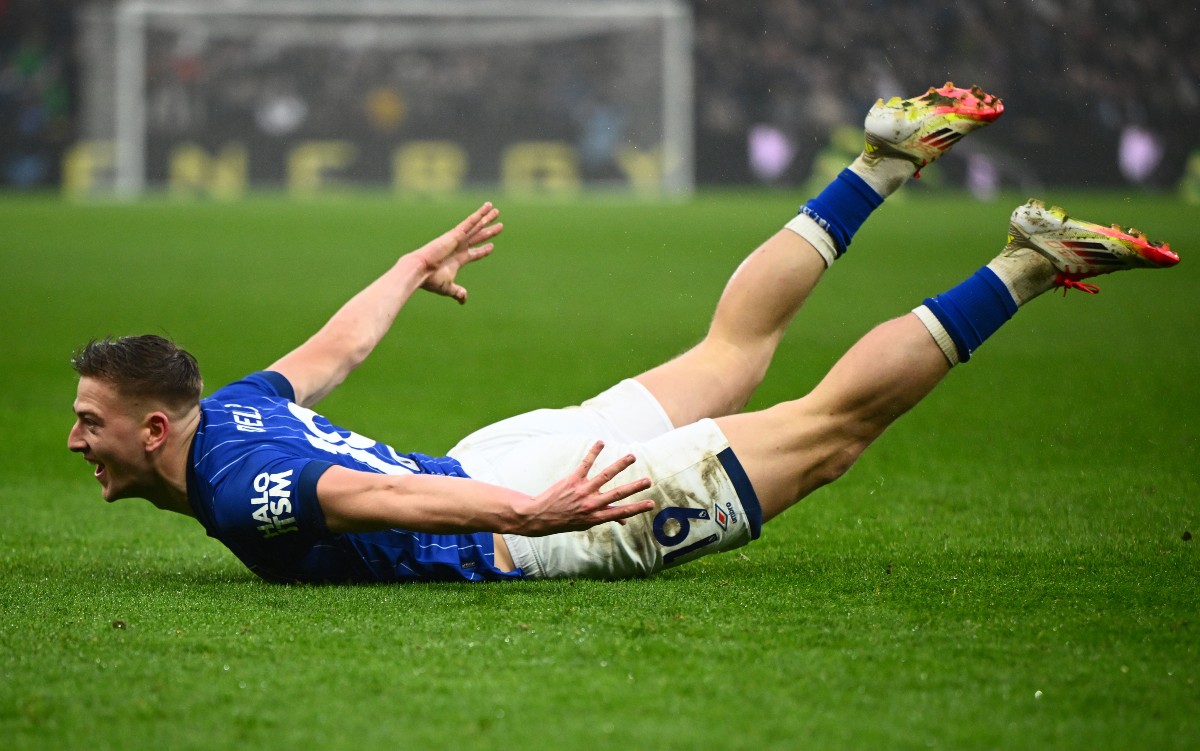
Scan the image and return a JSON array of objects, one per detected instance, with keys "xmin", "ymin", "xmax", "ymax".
[{"xmin": 447, "ymin": 379, "xmax": 762, "ymax": 579}]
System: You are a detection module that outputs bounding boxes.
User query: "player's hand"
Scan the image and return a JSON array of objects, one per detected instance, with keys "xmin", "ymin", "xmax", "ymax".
[
  {"xmin": 515, "ymin": 441, "xmax": 656, "ymax": 536},
  {"xmin": 410, "ymin": 202, "xmax": 503, "ymax": 304}
]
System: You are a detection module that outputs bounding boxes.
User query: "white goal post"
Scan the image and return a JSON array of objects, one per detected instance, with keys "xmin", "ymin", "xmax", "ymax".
[{"xmin": 78, "ymin": 0, "xmax": 693, "ymax": 197}]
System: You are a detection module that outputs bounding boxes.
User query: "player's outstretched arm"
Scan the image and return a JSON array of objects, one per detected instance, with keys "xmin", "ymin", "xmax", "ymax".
[
  {"xmin": 269, "ymin": 202, "xmax": 502, "ymax": 407},
  {"xmin": 317, "ymin": 441, "xmax": 657, "ymax": 536}
]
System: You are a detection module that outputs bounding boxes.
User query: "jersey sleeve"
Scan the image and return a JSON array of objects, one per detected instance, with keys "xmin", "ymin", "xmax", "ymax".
[
  {"xmin": 206, "ymin": 448, "xmax": 335, "ymax": 547},
  {"xmin": 209, "ymin": 371, "xmax": 296, "ymax": 403}
]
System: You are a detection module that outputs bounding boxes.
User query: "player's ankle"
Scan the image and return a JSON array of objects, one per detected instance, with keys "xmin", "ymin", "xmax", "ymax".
[
  {"xmin": 848, "ymin": 154, "xmax": 913, "ymax": 198},
  {"xmin": 986, "ymin": 249, "xmax": 1056, "ymax": 307}
]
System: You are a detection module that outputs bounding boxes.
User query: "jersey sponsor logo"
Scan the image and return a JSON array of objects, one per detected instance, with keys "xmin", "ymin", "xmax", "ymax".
[
  {"xmin": 225, "ymin": 403, "xmax": 266, "ymax": 433},
  {"xmin": 286, "ymin": 402, "xmax": 421, "ymax": 475},
  {"xmin": 250, "ymin": 469, "xmax": 299, "ymax": 539},
  {"xmin": 714, "ymin": 505, "xmax": 729, "ymax": 531}
]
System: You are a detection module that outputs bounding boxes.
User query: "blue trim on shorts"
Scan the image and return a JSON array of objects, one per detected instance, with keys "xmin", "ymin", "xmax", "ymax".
[{"xmin": 717, "ymin": 447, "xmax": 762, "ymax": 540}]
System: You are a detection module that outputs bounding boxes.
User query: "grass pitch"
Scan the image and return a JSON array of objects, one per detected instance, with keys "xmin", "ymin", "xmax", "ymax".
[{"xmin": 1, "ymin": 190, "xmax": 1197, "ymax": 750}]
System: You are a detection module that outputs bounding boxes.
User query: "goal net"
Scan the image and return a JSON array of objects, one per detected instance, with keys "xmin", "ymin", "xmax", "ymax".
[{"xmin": 73, "ymin": 0, "xmax": 693, "ymax": 197}]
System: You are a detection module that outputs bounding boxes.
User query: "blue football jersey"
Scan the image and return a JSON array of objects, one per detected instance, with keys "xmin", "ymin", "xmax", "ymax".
[{"xmin": 186, "ymin": 371, "xmax": 521, "ymax": 583}]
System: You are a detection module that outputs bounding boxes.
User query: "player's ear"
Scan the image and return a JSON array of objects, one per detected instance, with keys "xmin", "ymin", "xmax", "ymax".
[{"xmin": 144, "ymin": 411, "xmax": 171, "ymax": 452}]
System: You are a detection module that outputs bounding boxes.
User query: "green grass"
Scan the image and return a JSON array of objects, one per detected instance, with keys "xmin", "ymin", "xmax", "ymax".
[{"xmin": 1, "ymin": 190, "xmax": 1197, "ymax": 750}]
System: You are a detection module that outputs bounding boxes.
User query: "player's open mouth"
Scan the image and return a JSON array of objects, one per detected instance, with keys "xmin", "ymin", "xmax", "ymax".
[{"xmin": 93, "ymin": 462, "xmax": 106, "ymax": 480}]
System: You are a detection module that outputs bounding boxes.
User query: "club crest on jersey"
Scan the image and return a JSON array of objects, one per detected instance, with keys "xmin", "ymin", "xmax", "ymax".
[{"xmin": 250, "ymin": 469, "xmax": 299, "ymax": 539}]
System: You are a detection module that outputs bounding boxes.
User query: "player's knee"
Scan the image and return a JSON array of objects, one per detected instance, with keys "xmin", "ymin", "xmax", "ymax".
[
  {"xmin": 813, "ymin": 438, "xmax": 868, "ymax": 486},
  {"xmin": 701, "ymin": 335, "xmax": 773, "ymax": 394},
  {"xmin": 791, "ymin": 422, "xmax": 874, "ymax": 495}
]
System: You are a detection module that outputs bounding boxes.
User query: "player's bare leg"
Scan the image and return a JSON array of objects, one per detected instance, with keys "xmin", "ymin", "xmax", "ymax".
[
  {"xmin": 637, "ymin": 84, "xmax": 1004, "ymax": 427},
  {"xmin": 718, "ymin": 200, "xmax": 1179, "ymax": 521},
  {"xmin": 633, "ymin": 228, "xmax": 827, "ymax": 426},
  {"xmin": 718, "ymin": 314, "xmax": 948, "ymax": 521}
]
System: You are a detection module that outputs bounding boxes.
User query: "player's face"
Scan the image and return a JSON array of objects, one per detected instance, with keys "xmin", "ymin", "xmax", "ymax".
[{"xmin": 68, "ymin": 377, "xmax": 154, "ymax": 502}]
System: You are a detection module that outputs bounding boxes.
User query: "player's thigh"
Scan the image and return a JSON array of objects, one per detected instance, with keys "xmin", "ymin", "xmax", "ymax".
[{"xmin": 716, "ymin": 402, "xmax": 857, "ymax": 522}]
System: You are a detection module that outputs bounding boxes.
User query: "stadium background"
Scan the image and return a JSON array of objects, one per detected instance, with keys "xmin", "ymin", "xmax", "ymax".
[{"xmin": 2, "ymin": 0, "xmax": 1197, "ymax": 194}]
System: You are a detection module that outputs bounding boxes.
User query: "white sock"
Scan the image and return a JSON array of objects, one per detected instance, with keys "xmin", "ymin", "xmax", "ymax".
[
  {"xmin": 784, "ymin": 212, "xmax": 839, "ymax": 268},
  {"xmin": 985, "ymin": 250, "xmax": 1056, "ymax": 307},
  {"xmin": 848, "ymin": 154, "xmax": 915, "ymax": 198}
]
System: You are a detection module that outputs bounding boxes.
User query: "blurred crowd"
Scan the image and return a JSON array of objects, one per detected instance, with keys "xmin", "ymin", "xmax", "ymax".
[
  {"xmin": 2, "ymin": 0, "xmax": 1196, "ymax": 190},
  {"xmin": 0, "ymin": 0, "xmax": 74, "ymax": 188},
  {"xmin": 689, "ymin": 0, "xmax": 1199, "ymax": 188}
]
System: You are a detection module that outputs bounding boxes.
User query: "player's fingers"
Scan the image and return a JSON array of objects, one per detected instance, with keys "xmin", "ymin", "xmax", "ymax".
[
  {"xmin": 469, "ymin": 220, "xmax": 503, "ymax": 245},
  {"xmin": 597, "ymin": 476, "xmax": 651, "ymax": 505},
  {"xmin": 464, "ymin": 208, "xmax": 500, "ymax": 243},
  {"xmin": 465, "ymin": 242, "xmax": 495, "ymax": 263},
  {"xmin": 443, "ymin": 205, "xmax": 495, "ymax": 250},
  {"xmin": 593, "ymin": 498, "xmax": 656, "ymax": 524},
  {"xmin": 586, "ymin": 452, "xmax": 637, "ymax": 491},
  {"xmin": 457, "ymin": 202, "xmax": 494, "ymax": 234},
  {"xmin": 574, "ymin": 441, "xmax": 605, "ymax": 478},
  {"xmin": 460, "ymin": 239, "xmax": 494, "ymax": 262}
]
